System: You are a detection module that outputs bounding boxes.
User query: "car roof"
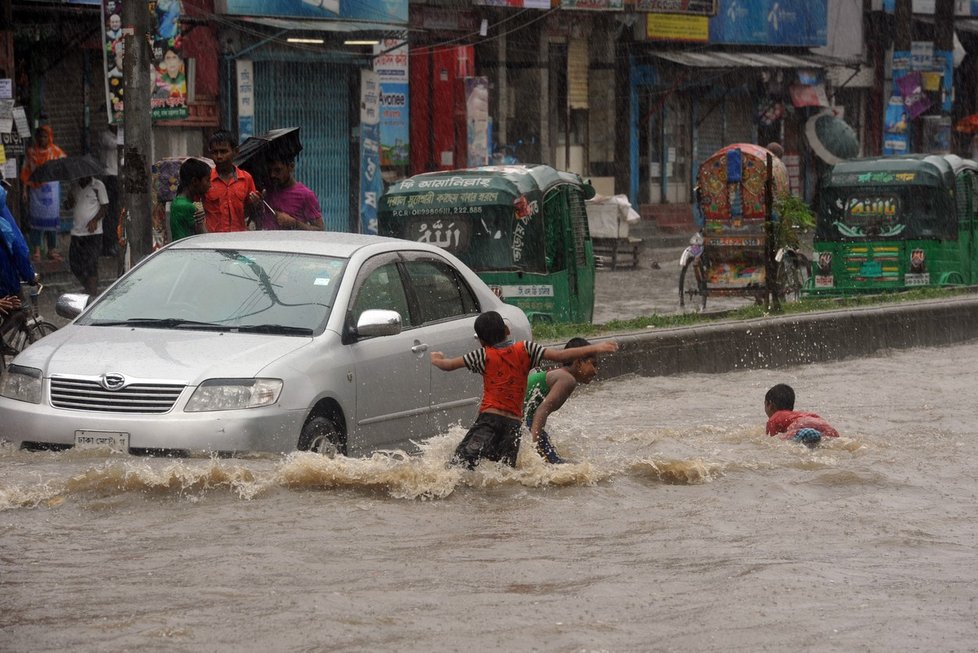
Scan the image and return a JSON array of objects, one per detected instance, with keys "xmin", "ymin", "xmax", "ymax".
[{"xmin": 166, "ymin": 231, "xmax": 424, "ymax": 258}]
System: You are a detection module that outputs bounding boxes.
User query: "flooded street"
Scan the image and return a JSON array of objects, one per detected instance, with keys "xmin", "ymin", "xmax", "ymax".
[{"xmin": 3, "ymin": 340, "xmax": 978, "ymax": 652}]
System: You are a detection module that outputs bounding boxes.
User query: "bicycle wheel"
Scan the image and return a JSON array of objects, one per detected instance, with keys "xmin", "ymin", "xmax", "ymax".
[
  {"xmin": 25, "ymin": 320, "xmax": 59, "ymax": 345},
  {"xmin": 679, "ymin": 259, "xmax": 708, "ymax": 310}
]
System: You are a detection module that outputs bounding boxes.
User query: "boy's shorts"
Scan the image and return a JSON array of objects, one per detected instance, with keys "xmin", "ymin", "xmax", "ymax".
[
  {"xmin": 792, "ymin": 427, "xmax": 822, "ymax": 448},
  {"xmin": 69, "ymin": 234, "xmax": 101, "ymax": 280},
  {"xmin": 452, "ymin": 412, "xmax": 522, "ymax": 469}
]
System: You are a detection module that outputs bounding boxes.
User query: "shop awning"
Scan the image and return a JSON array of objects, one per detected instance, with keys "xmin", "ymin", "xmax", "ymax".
[
  {"xmin": 653, "ymin": 51, "xmax": 826, "ymax": 69},
  {"xmin": 236, "ymin": 16, "xmax": 409, "ymax": 34}
]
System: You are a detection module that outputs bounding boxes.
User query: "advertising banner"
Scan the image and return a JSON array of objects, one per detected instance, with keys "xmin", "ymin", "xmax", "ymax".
[
  {"xmin": 708, "ymin": 0, "xmax": 827, "ymax": 47},
  {"xmin": 883, "ymin": 50, "xmax": 911, "ymax": 155},
  {"xmin": 646, "ymin": 14, "xmax": 709, "ymax": 41},
  {"xmin": 102, "ymin": 0, "xmax": 189, "ymax": 124},
  {"xmin": 360, "ymin": 70, "xmax": 382, "ymax": 235},
  {"xmin": 636, "ymin": 0, "xmax": 716, "ymax": 14},
  {"xmin": 373, "ymin": 40, "xmax": 409, "ymax": 168}
]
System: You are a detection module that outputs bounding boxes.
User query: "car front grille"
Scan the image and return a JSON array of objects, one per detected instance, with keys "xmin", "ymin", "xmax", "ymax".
[{"xmin": 50, "ymin": 378, "xmax": 186, "ymax": 414}]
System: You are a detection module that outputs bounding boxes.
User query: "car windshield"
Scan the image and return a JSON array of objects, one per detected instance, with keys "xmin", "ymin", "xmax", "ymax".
[{"xmin": 79, "ymin": 248, "xmax": 347, "ymax": 334}]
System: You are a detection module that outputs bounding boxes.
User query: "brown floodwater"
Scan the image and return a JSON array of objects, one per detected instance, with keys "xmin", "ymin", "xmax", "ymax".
[{"xmin": 2, "ymin": 341, "xmax": 977, "ymax": 652}]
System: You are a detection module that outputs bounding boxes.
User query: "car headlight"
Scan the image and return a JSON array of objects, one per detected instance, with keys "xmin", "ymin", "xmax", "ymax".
[
  {"xmin": 184, "ymin": 378, "xmax": 283, "ymax": 412},
  {"xmin": 0, "ymin": 365, "xmax": 43, "ymax": 404}
]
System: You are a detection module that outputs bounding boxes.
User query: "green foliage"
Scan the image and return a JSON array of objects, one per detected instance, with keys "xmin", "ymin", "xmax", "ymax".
[{"xmin": 773, "ymin": 195, "xmax": 816, "ymax": 249}]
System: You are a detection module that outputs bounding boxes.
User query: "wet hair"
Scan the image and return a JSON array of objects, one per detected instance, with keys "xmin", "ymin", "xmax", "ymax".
[
  {"xmin": 765, "ymin": 383, "xmax": 795, "ymax": 411},
  {"xmin": 176, "ymin": 157, "xmax": 211, "ymax": 196},
  {"xmin": 474, "ymin": 311, "xmax": 507, "ymax": 346},
  {"xmin": 208, "ymin": 129, "xmax": 238, "ymax": 150},
  {"xmin": 563, "ymin": 337, "xmax": 591, "ymax": 367},
  {"xmin": 267, "ymin": 152, "xmax": 296, "ymax": 166}
]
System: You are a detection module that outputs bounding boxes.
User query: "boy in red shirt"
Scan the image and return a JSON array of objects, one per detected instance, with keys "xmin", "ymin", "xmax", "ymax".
[
  {"xmin": 764, "ymin": 383, "xmax": 840, "ymax": 448},
  {"xmin": 431, "ymin": 311, "xmax": 617, "ymax": 469}
]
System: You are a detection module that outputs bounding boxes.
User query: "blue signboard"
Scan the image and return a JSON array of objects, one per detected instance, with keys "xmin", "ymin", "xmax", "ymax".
[
  {"xmin": 709, "ymin": 0, "xmax": 827, "ymax": 47},
  {"xmin": 882, "ymin": 0, "xmax": 978, "ymax": 15},
  {"xmin": 219, "ymin": 0, "xmax": 408, "ymax": 23}
]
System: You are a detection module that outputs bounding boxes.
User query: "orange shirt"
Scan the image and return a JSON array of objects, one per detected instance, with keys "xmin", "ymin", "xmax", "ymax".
[
  {"xmin": 204, "ymin": 166, "xmax": 256, "ymax": 233},
  {"xmin": 463, "ymin": 340, "xmax": 545, "ymax": 417}
]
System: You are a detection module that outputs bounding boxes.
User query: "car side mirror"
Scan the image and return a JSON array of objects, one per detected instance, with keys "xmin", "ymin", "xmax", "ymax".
[
  {"xmin": 355, "ymin": 309, "xmax": 402, "ymax": 338},
  {"xmin": 56, "ymin": 293, "xmax": 90, "ymax": 319}
]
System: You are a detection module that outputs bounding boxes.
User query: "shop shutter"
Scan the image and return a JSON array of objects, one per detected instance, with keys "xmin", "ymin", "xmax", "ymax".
[
  {"xmin": 255, "ymin": 61, "xmax": 350, "ymax": 232},
  {"xmin": 697, "ymin": 96, "xmax": 725, "ymax": 162},
  {"xmin": 568, "ymin": 39, "xmax": 589, "ymax": 110},
  {"xmin": 725, "ymin": 93, "xmax": 754, "ymax": 144}
]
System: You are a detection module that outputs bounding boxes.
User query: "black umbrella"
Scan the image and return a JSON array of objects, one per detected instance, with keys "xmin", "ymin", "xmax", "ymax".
[
  {"xmin": 805, "ymin": 112, "xmax": 859, "ymax": 165},
  {"xmin": 234, "ymin": 127, "xmax": 303, "ymax": 189},
  {"xmin": 30, "ymin": 154, "xmax": 105, "ymax": 183}
]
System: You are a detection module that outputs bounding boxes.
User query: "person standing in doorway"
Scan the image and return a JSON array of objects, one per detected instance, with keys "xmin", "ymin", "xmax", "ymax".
[
  {"xmin": 203, "ymin": 130, "xmax": 261, "ymax": 233},
  {"xmin": 261, "ymin": 154, "xmax": 324, "ymax": 231},
  {"xmin": 66, "ymin": 176, "xmax": 108, "ymax": 297},
  {"xmin": 18, "ymin": 125, "xmax": 66, "ymax": 263}
]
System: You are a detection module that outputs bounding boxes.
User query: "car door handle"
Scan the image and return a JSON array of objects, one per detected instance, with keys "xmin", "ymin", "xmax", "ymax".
[{"xmin": 411, "ymin": 343, "xmax": 429, "ymax": 354}]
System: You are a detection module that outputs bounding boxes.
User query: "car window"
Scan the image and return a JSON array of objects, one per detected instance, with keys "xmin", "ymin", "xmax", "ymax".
[
  {"xmin": 79, "ymin": 249, "xmax": 346, "ymax": 333},
  {"xmin": 404, "ymin": 259, "xmax": 479, "ymax": 324},
  {"xmin": 351, "ymin": 262, "xmax": 413, "ymax": 327}
]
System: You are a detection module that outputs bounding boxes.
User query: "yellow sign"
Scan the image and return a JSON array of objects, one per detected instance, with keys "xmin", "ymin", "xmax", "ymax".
[{"xmin": 646, "ymin": 13, "xmax": 708, "ymax": 42}]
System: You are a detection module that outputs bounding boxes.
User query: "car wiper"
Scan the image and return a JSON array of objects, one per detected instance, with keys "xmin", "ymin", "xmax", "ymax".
[
  {"xmin": 232, "ymin": 324, "xmax": 314, "ymax": 336},
  {"xmin": 91, "ymin": 318, "xmax": 232, "ymax": 331}
]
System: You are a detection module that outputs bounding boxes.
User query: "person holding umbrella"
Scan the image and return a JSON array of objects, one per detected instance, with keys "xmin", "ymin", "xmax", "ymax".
[
  {"xmin": 19, "ymin": 125, "xmax": 66, "ymax": 263},
  {"xmin": 203, "ymin": 129, "xmax": 261, "ymax": 233},
  {"xmin": 261, "ymin": 153, "xmax": 323, "ymax": 231}
]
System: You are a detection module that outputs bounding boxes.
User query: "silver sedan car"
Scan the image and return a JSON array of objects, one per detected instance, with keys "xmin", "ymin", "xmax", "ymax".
[{"xmin": 0, "ymin": 232, "xmax": 531, "ymax": 456}]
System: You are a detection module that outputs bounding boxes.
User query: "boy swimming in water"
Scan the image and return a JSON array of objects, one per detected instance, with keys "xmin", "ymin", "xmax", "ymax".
[
  {"xmin": 524, "ymin": 337, "xmax": 603, "ymax": 464},
  {"xmin": 431, "ymin": 311, "xmax": 617, "ymax": 469},
  {"xmin": 764, "ymin": 383, "xmax": 840, "ymax": 448}
]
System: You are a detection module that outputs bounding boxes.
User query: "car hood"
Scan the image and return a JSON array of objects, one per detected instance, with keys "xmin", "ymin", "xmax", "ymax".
[{"xmin": 14, "ymin": 325, "xmax": 315, "ymax": 383}]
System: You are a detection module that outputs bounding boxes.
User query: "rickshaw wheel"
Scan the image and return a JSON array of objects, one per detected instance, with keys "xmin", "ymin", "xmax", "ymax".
[
  {"xmin": 776, "ymin": 253, "xmax": 811, "ymax": 302},
  {"xmin": 679, "ymin": 259, "xmax": 707, "ymax": 310}
]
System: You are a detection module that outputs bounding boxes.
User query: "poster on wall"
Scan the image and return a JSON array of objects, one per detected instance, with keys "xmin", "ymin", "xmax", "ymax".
[
  {"xmin": 373, "ymin": 40, "xmax": 409, "ymax": 167},
  {"xmin": 883, "ymin": 50, "xmax": 911, "ymax": 155},
  {"xmin": 236, "ymin": 60, "xmax": 254, "ymax": 141},
  {"xmin": 102, "ymin": 0, "xmax": 189, "ymax": 124},
  {"xmin": 360, "ymin": 70, "xmax": 382, "ymax": 235}
]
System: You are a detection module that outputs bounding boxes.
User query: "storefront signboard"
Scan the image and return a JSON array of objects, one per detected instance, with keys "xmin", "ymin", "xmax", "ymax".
[
  {"xmin": 217, "ymin": 0, "xmax": 407, "ymax": 23},
  {"xmin": 707, "ymin": 0, "xmax": 827, "ymax": 47},
  {"xmin": 374, "ymin": 40, "xmax": 410, "ymax": 168}
]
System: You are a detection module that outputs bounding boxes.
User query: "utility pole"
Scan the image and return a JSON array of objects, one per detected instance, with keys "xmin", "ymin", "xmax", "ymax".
[
  {"xmin": 935, "ymin": 0, "xmax": 954, "ymax": 128},
  {"xmin": 894, "ymin": 0, "xmax": 913, "ymax": 151},
  {"xmin": 122, "ymin": 0, "xmax": 153, "ymax": 265}
]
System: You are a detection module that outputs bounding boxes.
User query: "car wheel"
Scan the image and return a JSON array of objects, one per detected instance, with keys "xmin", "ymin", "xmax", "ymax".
[{"xmin": 298, "ymin": 415, "xmax": 346, "ymax": 456}]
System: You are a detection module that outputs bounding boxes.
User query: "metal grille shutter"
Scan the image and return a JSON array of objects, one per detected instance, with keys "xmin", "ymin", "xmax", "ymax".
[
  {"xmin": 697, "ymin": 97, "xmax": 725, "ymax": 162},
  {"xmin": 725, "ymin": 93, "xmax": 754, "ymax": 144},
  {"xmin": 254, "ymin": 61, "xmax": 350, "ymax": 232},
  {"xmin": 568, "ymin": 39, "xmax": 589, "ymax": 110}
]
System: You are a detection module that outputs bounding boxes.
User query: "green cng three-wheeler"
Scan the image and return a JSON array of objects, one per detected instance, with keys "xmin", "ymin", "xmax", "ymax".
[
  {"xmin": 811, "ymin": 154, "xmax": 978, "ymax": 294},
  {"xmin": 379, "ymin": 165, "xmax": 596, "ymax": 324}
]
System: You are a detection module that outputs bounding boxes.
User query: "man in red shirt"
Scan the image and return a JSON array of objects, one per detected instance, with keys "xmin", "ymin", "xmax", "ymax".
[{"xmin": 203, "ymin": 130, "xmax": 261, "ymax": 233}]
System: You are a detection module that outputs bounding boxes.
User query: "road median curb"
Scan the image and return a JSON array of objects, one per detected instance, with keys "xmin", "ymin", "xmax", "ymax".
[{"xmin": 596, "ymin": 296, "xmax": 978, "ymax": 379}]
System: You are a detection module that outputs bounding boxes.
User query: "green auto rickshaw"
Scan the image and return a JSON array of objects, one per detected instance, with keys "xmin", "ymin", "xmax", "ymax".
[
  {"xmin": 811, "ymin": 154, "xmax": 978, "ymax": 294},
  {"xmin": 379, "ymin": 165, "xmax": 596, "ymax": 324}
]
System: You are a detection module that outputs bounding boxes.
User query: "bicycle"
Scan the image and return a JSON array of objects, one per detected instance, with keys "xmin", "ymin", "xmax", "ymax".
[
  {"xmin": 678, "ymin": 232, "xmax": 708, "ymax": 310},
  {"xmin": 1, "ymin": 283, "xmax": 59, "ymax": 370}
]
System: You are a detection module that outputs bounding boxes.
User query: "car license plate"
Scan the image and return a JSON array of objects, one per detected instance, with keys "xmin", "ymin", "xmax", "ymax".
[{"xmin": 74, "ymin": 431, "xmax": 130, "ymax": 451}]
